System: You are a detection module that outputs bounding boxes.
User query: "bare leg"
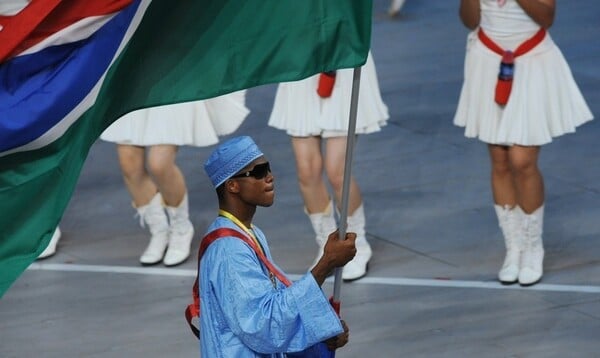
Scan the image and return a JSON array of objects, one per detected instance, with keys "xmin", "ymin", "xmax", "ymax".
[
  {"xmin": 291, "ymin": 136, "xmax": 330, "ymax": 214},
  {"xmin": 117, "ymin": 145, "xmax": 156, "ymax": 206},
  {"xmin": 508, "ymin": 145, "xmax": 544, "ymax": 213},
  {"xmin": 488, "ymin": 144, "xmax": 517, "ymax": 207},
  {"xmin": 146, "ymin": 145, "xmax": 187, "ymax": 207},
  {"xmin": 488, "ymin": 143, "xmax": 543, "ymax": 212},
  {"xmin": 324, "ymin": 136, "xmax": 362, "ymax": 214}
]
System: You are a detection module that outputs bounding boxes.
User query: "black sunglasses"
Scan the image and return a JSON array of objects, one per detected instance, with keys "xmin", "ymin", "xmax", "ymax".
[{"xmin": 231, "ymin": 162, "xmax": 271, "ymax": 180}]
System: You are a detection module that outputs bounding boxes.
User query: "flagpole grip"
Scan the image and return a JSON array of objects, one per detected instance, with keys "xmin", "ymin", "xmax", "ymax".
[{"xmin": 329, "ymin": 296, "xmax": 341, "ymax": 315}]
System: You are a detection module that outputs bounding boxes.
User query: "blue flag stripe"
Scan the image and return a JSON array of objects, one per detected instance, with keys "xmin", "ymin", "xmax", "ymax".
[{"xmin": 0, "ymin": 1, "xmax": 140, "ymax": 153}]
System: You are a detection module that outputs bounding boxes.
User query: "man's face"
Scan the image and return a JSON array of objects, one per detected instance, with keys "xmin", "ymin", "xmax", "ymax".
[{"xmin": 229, "ymin": 157, "xmax": 275, "ymax": 207}]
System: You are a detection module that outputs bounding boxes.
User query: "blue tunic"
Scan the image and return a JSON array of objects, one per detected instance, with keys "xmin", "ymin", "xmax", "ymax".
[{"xmin": 199, "ymin": 217, "xmax": 343, "ymax": 357}]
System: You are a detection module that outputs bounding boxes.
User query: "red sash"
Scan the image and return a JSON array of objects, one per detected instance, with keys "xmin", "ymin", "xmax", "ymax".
[
  {"xmin": 478, "ymin": 28, "xmax": 546, "ymax": 58},
  {"xmin": 185, "ymin": 228, "xmax": 292, "ymax": 338},
  {"xmin": 477, "ymin": 28, "xmax": 546, "ymax": 105}
]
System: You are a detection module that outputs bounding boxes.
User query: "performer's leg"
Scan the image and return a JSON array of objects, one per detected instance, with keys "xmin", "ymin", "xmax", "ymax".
[
  {"xmin": 291, "ymin": 136, "xmax": 330, "ymax": 213},
  {"xmin": 118, "ymin": 144, "xmax": 157, "ymax": 206},
  {"xmin": 509, "ymin": 145, "xmax": 544, "ymax": 286},
  {"xmin": 489, "ymin": 144, "xmax": 521, "ymax": 284},
  {"xmin": 325, "ymin": 136, "xmax": 371, "ymax": 281},
  {"xmin": 118, "ymin": 144, "xmax": 169, "ymax": 265},
  {"xmin": 147, "ymin": 145, "xmax": 194, "ymax": 267},
  {"xmin": 292, "ymin": 136, "xmax": 336, "ymax": 268}
]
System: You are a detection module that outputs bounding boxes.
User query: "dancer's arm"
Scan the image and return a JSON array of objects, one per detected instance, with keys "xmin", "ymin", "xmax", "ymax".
[
  {"xmin": 515, "ymin": 0, "xmax": 555, "ymax": 28},
  {"xmin": 459, "ymin": 0, "xmax": 480, "ymax": 30}
]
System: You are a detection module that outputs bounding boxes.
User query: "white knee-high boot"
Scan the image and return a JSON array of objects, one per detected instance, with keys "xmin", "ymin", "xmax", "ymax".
[
  {"xmin": 388, "ymin": 0, "xmax": 406, "ymax": 16},
  {"xmin": 519, "ymin": 205, "xmax": 544, "ymax": 286},
  {"xmin": 494, "ymin": 205, "xmax": 522, "ymax": 284},
  {"xmin": 137, "ymin": 193, "xmax": 169, "ymax": 265},
  {"xmin": 37, "ymin": 227, "xmax": 62, "ymax": 259},
  {"xmin": 163, "ymin": 193, "xmax": 194, "ymax": 266},
  {"xmin": 342, "ymin": 204, "xmax": 372, "ymax": 281},
  {"xmin": 306, "ymin": 200, "xmax": 337, "ymax": 269}
]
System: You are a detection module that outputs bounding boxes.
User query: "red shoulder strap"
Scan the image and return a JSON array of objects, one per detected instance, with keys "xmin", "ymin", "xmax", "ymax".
[{"xmin": 185, "ymin": 227, "xmax": 292, "ymax": 338}]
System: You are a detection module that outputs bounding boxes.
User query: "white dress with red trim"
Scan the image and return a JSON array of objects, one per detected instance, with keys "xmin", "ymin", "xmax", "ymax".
[
  {"xmin": 453, "ymin": 0, "xmax": 593, "ymax": 146},
  {"xmin": 268, "ymin": 52, "xmax": 389, "ymax": 137},
  {"xmin": 100, "ymin": 91, "xmax": 249, "ymax": 147}
]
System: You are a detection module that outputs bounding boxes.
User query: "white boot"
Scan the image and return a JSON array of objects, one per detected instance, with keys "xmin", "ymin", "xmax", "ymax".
[
  {"xmin": 306, "ymin": 201, "xmax": 337, "ymax": 269},
  {"xmin": 388, "ymin": 0, "xmax": 406, "ymax": 16},
  {"xmin": 163, "ymin": 193, "xmax": 194, "ymax": 267},
  {"xmin": 519, "ymin": 206, "xmax": 544, "ymax": 286},
  {"xmin": 137, "ymin": 193, "xmax": 169, "ymax": 265},
  {"xmin": 494, "ymin": 205, "xmax": 522, "ymax": 284},
  {"xmin": 37, "ymin": 227, "xmax": 61, "ymax": 259},
  {"xmin": 342, "ymin": 204, "xmax": 372, "ymax": 281}
]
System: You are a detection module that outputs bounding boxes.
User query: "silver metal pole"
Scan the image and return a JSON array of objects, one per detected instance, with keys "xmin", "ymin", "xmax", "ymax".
[{"xmin": 332, "ymin": 66, "xmax": 361, "ymax": 302}]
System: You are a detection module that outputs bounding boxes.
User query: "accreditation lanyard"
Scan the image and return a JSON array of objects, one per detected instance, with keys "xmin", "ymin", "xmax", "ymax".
[
  {"xmin": 218, "ymin": 209, "xmax": 276, "ymax": 287},
  {"xmin": 218, "ymin": 209, "xmax": 264, "ymax": 253}
]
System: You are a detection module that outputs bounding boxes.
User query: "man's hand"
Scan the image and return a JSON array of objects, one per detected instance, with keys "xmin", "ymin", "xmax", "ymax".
[
  {"xmin": 311, "ymin": 230, "xmax": 356, "ymax": 285},
  {"xmin": 322, "ymin": 230, "xmax": 357, "ymax": 268},
  {"xmin": 324, "ymin": 320, "xmax": 349, "ymax": 351}
]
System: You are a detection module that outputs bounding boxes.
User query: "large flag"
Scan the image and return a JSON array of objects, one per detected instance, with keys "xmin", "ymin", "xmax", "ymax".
[{"xmin": 0, "ymin": 0, "xmax": 372, "ymax": 296}]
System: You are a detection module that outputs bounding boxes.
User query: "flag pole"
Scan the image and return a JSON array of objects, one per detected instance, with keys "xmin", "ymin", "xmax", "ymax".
[
  {"xmin": 332, "ymin": 66, "xmax": 361, "ymax": 305},
  {"xmin": 316, "ymin": 67, "xmax": 361, "ymax": 358}
]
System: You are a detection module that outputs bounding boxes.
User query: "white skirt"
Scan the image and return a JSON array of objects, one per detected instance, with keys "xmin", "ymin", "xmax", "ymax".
[
  {"xmin": 453, "ymin": 31, "xmax": 593, "ymax": 146},
  {"xmin": 100, "ymin": 90, "xmax": 249, "ymax": 146},
  {"xmin": 268, "ymin": 52, "xmax": 389, "ymax": 137}
]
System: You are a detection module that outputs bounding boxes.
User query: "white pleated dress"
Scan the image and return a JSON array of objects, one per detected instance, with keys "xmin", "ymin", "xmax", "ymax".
[
  {"xmin": 453, "ymin": 0, "xmax": 593, "ymax": 146},
  {"xmin": 268, "ymin": 52, "xmax": 389, "ymax": 137},
  {"xmin": 101, "ymin": 90, "xmax": 249, "ymax": 146}
]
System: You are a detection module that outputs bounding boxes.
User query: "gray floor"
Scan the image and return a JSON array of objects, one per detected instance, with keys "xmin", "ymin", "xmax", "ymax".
[{"xmin": 2, "ymin": 1, "xmax": 600, "ymax": 357}]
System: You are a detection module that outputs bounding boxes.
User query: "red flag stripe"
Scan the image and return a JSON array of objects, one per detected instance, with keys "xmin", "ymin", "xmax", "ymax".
[
  {"xmin": 0, "ymin": 0, "xmax": 133, "ymax": 62},
  {"xmin": 0, "ymin": 0, "xmax": 61, "ymax": 62}
]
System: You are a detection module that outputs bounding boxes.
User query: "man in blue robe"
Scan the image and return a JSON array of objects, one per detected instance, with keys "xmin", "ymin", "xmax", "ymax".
[{"xmin": 200, "ymin": 135, "xmax": 357, "ymax": 357}]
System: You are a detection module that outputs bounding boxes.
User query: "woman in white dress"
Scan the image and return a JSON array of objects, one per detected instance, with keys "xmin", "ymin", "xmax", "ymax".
[
  {"xmin": 455, "ymin": 0, "xmax": 593, "ymax": 285},
  {"xmin": 101, "ymin": 91, "xmax": 249, "ymax": 266},
  {"xmin": 269, "ymin": 52, "xmax": 389, "ymax": 281}
]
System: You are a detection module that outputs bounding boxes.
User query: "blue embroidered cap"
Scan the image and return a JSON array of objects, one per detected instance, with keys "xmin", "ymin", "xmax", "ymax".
[{"xmin": 204, "ymin": 136, "xmax": 264, "ymax": 188}]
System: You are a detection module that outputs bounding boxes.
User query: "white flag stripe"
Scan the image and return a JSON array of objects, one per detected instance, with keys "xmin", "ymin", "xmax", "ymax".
[
  {"xmin": 17, "ymin": 14, "xmax": 116, "ymax": 57},
  {"xmin": 0, "ymin": 0, "xmax": 29, "ymax": 16}
]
